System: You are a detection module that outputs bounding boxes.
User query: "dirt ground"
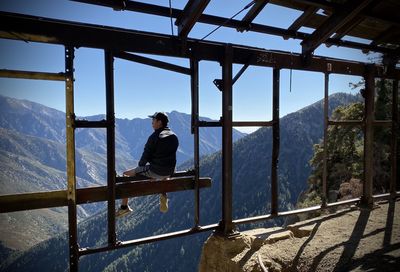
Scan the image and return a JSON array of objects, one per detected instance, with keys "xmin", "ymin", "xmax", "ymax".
[{"xmin": 199, "ymin": 199, "xmax": 400, "ymax": 272}]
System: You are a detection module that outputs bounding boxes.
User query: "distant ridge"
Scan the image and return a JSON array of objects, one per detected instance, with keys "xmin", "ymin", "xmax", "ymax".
[
  {"xmin": 0, "ymin": 92, "xmax": 362, "ymax": 272},
  {"xmin": 0, "ymin": 94, "xmax": 246, "ymax": 253}
]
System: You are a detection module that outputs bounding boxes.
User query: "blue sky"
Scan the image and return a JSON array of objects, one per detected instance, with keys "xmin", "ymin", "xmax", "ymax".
[{"xmin": 0, "ymin": 0, "xmax": 377, "ymax": 132}]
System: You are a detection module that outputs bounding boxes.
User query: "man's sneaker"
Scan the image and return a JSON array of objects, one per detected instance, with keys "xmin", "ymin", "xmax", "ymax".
[
  {"xmin": 160, "ymin": 193, "xmax": 168, "ymax": 213},
  {"xmin": 116, "ymin": 205, "xmax": 133, "ymax": 218}
]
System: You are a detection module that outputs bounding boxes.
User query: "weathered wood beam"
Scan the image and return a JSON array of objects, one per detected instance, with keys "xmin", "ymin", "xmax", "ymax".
[
  {"xmin": 0, "ymin": 69, "xmax": 65, "ymax": 81},
  {"xmin": 0, "ymin": 177, "xmax": 212, "ymax": 213},
  {"xmin": 370, "ymin": 26, "xmax": 400, "ymax": 47},
  {"xmin": 175, "ymin": 0, "xmax": 211, "ymax": 38},
  {"xmin": 326, "ymin": 16, "xmax": 365, "ymax": 47},
  {"xmin": 69, "ymin": 1, "xmax": 398, "ymax": 55},
  {"xmin": 301, "ymin": 0, "xmax": 374, "ymax": 56}
]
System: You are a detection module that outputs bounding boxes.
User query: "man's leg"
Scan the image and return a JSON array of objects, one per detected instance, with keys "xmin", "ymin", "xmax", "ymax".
[
  {"xmin": 145, "ymin": 170, "xmax": 170, "ymax": 213},
  {"xmin": 120, "ymin": 168, "xmax": 138, "ymax": 206},
  {"xmin": 116, "ymin": 167, "xmax": 144, "ymax": 217}
]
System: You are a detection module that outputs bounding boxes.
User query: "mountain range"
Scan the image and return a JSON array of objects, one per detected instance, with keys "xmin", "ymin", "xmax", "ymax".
[
  {"xmin": 0, "ymin": 95, "xmax": 245, "ymax": 255},
  {"xmin": 0, "ymin": 93, "xmax": 361, "ymax": 271}
]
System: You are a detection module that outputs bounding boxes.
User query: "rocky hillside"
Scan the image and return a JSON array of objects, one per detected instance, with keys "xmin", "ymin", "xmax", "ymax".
[{"xmin": 199, "ymin": 199, "xmax": 399, "ymax": 272}]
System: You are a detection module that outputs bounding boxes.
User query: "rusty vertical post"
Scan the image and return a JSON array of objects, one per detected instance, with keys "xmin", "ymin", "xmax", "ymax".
[
  {"xmin": 322, "ymin": 73, "xmax": 329, "ymax": 207},
  {"xmin": 221, "ymin": 45, "xmax": 234, "ymax": 235},
  {"xmin": 362, "ymin": 65, "xmax": 375, "ymax": 208},
  {"xmin": 191, "ymin": 56, "xmax": 200, "ymax": 227},
  {"xmin": 65, "ymin": 46, "xmax": 78, "ymax": 272},
  {"xmin": 105, "ymin": 50, "xmax": 116, "ymax": 245},
  {"xmin": 390, "ymin": 80, "xmax": 398, "ymax": 197},
  {"xmin": 271, "ymin": 68, "xmax": 280, "ymax": 215}
]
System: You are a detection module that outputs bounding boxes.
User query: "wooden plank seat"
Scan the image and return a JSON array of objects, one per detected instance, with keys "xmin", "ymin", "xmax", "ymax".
[{"xmin": 0, "ymin": 170, "xmax": 211, "ymax": 213}]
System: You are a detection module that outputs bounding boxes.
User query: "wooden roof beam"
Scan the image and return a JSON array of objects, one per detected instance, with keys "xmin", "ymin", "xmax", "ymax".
[
  {"xmin": 67, "ymin": 2, "xmax": 397, "ymax": 55},
  {"xmin": 272, "ymin": 0, "xmax": 400, "ymax": 28},
  {"xmin": 287, "ymin": 6, "xmax": 318, "ymax": 32},
  {"xmin": 325, "ymin": 16, "xmax": 365, "ymax": 47},
  {"xmin": 370, "ymin": 26, "xmax": 400, "ymax": 47},
  {"xmin": 175, "ymin": 0, "xmax": 211, "ymax": 38},
  {"xmin": 301, "ymin": 0, "xmax": 374, "ymax": 58},
  {"xmin": 237, "ymin": 0, "xmax": 270, "ymax": 32}
]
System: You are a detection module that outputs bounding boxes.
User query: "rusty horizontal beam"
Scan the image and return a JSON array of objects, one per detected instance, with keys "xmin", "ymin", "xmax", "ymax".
[
  {"xmin": 79, "ymin": 223, "xmax": 219, "ymax": 256},
  {"xmin": 329, "ymin": 120, "xmax": 391, "ymax": 128},
  {"xmin": 114, "ymin": 51, "xmax": 191, "ymax": 75},
  {"xmin": 78, "ymin": 191, "xmax": 398, "ymax": 257},
  {"xmin": 198, "ymin": 121, "xmax": 221, "ymax": 127},
  {"xmin": 0, "ymin": 176, "xmax": 212, "ymax": 213},
  {"xmin": 233, "ymin": 121, "xmax": 273, "ymax": 127},
  {"xmin": 328, "ymin": 120, "xmax": 363, "ymax": 126},
  {"xmin": 233, "ymin": 192, "xmax": 399, "ymax": 226},
  {"xmin": 0, "ymin": 69, "xmax": 66, "ymax": 81},
  {"xmin": 0, "ymin": 12, "xmax": 399, "ymax": 79},
  {"xmin": 373, "ymin": 120, "xmax": 392, "ymax": 126},
  {"xmin": 0, "ymin": 190, "xmax": 68, "ymax": 213},
  {"xmin": 74, "ymin": 119, "xmax": 109, "ymax": 128}
]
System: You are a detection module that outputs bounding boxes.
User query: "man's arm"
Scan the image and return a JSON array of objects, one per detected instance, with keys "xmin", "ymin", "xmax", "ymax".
[{"xmin": 138, "ymin": 133, "xmax": 156, "ymax": 166}]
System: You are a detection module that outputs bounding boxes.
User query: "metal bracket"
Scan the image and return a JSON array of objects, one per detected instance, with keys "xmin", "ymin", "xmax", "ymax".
[
  {"xmin": 112, "ymin": 0, "xmax": 126, "ymax": 11},
  {"xmin": 213, "ymin": 79, "xmax": 223, "ymax": 91}
]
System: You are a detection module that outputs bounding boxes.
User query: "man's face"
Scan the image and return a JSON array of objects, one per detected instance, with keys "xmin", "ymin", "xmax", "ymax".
[{"xmin": 152, "ymin": 118, "xmax": 163, "ymax": 130}]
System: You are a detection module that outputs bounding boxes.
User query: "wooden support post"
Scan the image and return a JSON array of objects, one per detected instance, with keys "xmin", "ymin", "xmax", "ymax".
[
  {"xmin": 322, "ymin": 73, "xmax": 329, "ymax": 206},
  {"xmin": 65, "ymin": 46, "xmax": 78, "ymax": 272},
  {"xmin": 191, "ymin": 56, "xmax": 200, "ymax": 227},
  {"xmin": 220, "ymin": 45, "xmax": 235, "ymax": 235},
  {"xmin": 271, "ymin": 68, "xmax": 280, "ymax": 215},
  {"xmin": 391, "ymin": 80, "xmax": 398, "ymax": 197},
  {"xmin": 105, "ymin": 50, "xmax": 116, "ymax": 246},
  {"xmin": 362, "ymin": 65, "xmax": 375, "ymax": 208}
]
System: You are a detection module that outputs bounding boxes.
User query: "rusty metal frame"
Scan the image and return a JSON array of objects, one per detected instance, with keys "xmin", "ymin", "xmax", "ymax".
[
  {"xmin": 65, "ymin": 46, "xmax": 79, "ymax": 272},
  {"xmin": 270, "ymin": 68, "xmax": 280, "ymax": 215},
  {"xmin": 362, "ymin": 65, "xmax": 375, "ymax": 208},
  {"xmin": 105, "ymin": 50, "xmax": 117, "ymax": 247},
  {"xmin": 1, "ymin": 8, "xmax": 400, "ymax": 271},
  {"xmin": 391, "ymin": 80, "xmax": 399, "ymax": 197},
  {"xmin": 322, "ymin": 72, "xmax": 329, "ymax": 207},
  {"xmin": 219, "ymin": 45, "xmax": 235, "ymax": 235},
  {"xmin": 190, "ymin": 56, "xmax": 201, "ymax": 227}
]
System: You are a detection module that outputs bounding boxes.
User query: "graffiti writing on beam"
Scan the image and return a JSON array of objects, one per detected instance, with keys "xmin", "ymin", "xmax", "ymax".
[{"xmin": 257, "ymin": 53, "xmax": 276, "ymax": 65}]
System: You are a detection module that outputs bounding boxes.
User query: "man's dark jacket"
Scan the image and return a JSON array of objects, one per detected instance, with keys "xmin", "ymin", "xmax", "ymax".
[{"xmin": 138, "ymin": 127, "xmax": 179, "ymax": 176}]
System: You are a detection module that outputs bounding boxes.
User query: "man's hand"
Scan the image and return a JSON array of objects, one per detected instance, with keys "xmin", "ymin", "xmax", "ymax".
[{"xmin": 123, "ymin": 169, "xmax": 136, "ymax": 177}]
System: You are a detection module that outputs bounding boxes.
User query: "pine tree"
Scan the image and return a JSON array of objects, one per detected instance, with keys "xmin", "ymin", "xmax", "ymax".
[{"xmin": 300, "ymin": 79, "xmax": 398, "ymax": 207}]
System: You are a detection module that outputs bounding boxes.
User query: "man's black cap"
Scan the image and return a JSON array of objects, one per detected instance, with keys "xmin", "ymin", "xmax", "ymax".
[{"xmin": 148, "ymin": 112, "xmax": 169, "ymax": 124}]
